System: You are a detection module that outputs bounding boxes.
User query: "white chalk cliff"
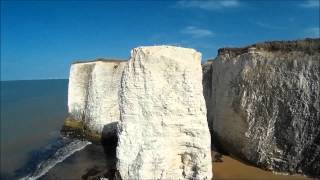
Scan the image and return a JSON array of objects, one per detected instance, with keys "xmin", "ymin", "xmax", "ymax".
[
  {"xmin": 63, "ymin": 39, "xmax": 320, "ymax": 179},
  {"xmin": 202, "ymin": 39, "xmax": 320, "ymax": 177},
  {"xmin": 116, "ymin": 46, "xmax": 212, "ymax": 179},
  {"xmin": 68, "ymin": 59, "xmax": 126, "ymax": 138}
]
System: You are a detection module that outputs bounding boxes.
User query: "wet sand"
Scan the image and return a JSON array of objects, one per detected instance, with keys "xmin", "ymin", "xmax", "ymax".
[
  {"xmin": 39, "ymin": 144, "xmax": 107, "ymax": 180},
  {"xmin": 213, "ymin": 155, "xmax": 311, "ymax": 180},
  {"xmin": 40, "ymin": 139, "xmax": 117, "ymax": 180},
  {"xmin": 41, "ymin": 145, "xmax": 312, "ymax": 180}
]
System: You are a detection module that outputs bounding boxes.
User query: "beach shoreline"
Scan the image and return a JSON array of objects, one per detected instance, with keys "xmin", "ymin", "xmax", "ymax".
[{"xmin": 39, "ymin": 143, "xmax": 311, "ymax": 180}]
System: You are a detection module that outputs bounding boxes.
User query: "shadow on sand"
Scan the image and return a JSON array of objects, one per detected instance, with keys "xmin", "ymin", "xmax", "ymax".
[{"xmin": 81, "ymin": 123, "xmax": 118, "ymax": 180}]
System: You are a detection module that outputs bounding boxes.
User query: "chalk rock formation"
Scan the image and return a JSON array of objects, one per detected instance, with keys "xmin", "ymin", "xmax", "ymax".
[
  {"xmin": 117, "ymin": 46, "xmax": 212, "ymax": 179},
  {"xmin": 66, "ymin": 59, "xmax": 126, "ymax": 140},
  {"xmin": 203, "ymin": 38, "xmax": 320, "ymax": 177}
]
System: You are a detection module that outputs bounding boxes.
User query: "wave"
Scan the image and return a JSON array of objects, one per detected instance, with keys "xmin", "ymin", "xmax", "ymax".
[{"xmin": 16, "ymin": 137, "xmax": 91, "ymax": 180}]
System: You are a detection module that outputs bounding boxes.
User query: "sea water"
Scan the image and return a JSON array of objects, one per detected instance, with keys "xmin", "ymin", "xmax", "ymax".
[{"xmin": 0, "ymin": 80, "xmax": 89, "ymax": 179}]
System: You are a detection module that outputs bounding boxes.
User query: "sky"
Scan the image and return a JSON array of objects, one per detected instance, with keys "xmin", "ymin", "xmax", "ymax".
[{"xmin": 1, "ymin": 0, "xmax": 319, "ymax": 80}]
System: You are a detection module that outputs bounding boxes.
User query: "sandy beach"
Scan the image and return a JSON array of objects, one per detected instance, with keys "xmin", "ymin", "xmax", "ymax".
[
  {"xmin": 39, "ymin": 145, "xmax": 312, "ymax": 180},
  {"xmin": 213, "ymin": 155, "xmax": 311, "ymax": 180}
]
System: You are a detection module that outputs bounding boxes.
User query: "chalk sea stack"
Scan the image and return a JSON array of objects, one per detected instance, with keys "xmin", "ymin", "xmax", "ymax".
[
  {"xmin": 63, "ymin": 59, "xmax": 126, "ymax": 141},
  {"xmin": 116, "ymin": 46, "xmax": 212, "ymax": 179},
  {"xmin": 203, "ymin": 38, "xmax": 320, "ymax": 177}
]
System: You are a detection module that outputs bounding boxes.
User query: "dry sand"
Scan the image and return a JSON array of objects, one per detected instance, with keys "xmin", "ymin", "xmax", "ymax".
[{"xmin": 213, "ymin": 154, "xmax": 311, "ymax": 180}]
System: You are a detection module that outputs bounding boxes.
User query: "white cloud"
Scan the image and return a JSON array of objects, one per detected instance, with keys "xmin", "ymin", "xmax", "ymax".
[
  {"xmin": 305, "ymin": 27, "xmax": 320, "ymax": 37},
  {"xmin": 176, "ymin": 0, "xmax": 240, "ymax": 10},
  {"xmin": 300, "ymin": 0, "xmax": 319, "ymax": 8},
  {"xmin": 181, "ymin": 26, "xmax": 214, "ymax": 38}
]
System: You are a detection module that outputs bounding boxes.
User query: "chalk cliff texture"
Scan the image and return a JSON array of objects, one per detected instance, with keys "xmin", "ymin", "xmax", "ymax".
[
  {"xmin": 116, "ymin": 46, "xmax": 212, "ymax": 179},
  {"xmin": 66, "ymin": 59, "xmax": 126, "ymax": 140},
  {"xmin": 68, "ymin": 61, "xmax": 95, "ymax": 121},
  {"xmin": 203, "ymin": 38, "xmax": 320, "ymax": 177}
]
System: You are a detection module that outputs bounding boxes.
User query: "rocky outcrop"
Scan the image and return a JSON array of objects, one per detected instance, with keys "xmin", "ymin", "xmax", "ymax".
[
  {"xmin": 62, "ymin": 39, "xmax": 319, "ymax": 179},
  {"xmin": 116, "ymin": 46, "xmax": 212, "ymax": 179},
  {"xmin": 203, "ymin": 38, "xmax": 320, "ymax": 177},
  {"xmin": 64, "ymin": 59, "xmax": 126, "ymax": 141}
]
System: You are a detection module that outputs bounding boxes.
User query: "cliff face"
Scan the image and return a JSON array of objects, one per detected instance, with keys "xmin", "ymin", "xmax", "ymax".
[
  {"xmin": 66, "ymin": 59, "xmax": 126, "ymax": 140},
  {"xmin": 68, "ymin": 61, "xmax": 95, "ymax": 121},
  {"xmin": 203, "ymin": 38, "xmax": 320, "ymax": 177},
  {"xmin": 63, "ymin": 39, "xmax": 319, "ymax": 179},
  {"xmin": 116, "ymin": 46, "xmax": 212, "ymax": 179}
]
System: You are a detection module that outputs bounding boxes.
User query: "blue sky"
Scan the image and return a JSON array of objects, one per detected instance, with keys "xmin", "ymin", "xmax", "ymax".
[{"xmin": 1, "ymin": 0, "xmax": 319, "ymax": 80}]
